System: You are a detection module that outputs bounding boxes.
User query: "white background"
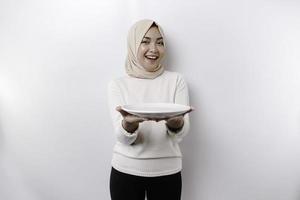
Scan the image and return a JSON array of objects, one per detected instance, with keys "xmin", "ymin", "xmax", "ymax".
[{"xmin": 1, "ymin": 0, "xmax": 300, "ymax": 199}]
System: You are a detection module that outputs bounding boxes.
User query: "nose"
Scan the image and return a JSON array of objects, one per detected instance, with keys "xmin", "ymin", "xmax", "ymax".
[{"xmin": 149, "ymin": 42, "xmax": 158, "ymax": 53}]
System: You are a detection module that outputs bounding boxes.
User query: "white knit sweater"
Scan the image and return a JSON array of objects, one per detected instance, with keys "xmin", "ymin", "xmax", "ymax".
[{"xmin": 107, "ymin": 70, "xmax": 190, "ymax": 177}]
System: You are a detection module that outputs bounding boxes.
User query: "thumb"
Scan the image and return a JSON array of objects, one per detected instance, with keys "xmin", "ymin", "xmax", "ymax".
[
  {"xmin": 116, "ymin": 106, "xmax": 129, "ymax": 117},
  {"xmin": 183, "ymin": 106, "xmax": 195, "ymax": 115}
]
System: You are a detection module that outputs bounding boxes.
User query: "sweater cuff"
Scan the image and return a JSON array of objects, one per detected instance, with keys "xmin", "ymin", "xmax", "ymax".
[{"xmin": 117, "ymin": 122, "xmax": 138, "ymax": 145}]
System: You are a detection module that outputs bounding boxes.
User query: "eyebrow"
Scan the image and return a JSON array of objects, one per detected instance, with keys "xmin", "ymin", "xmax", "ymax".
[{"xmin": 143, "ymin": 37, "xmax": 163, "ymax": 40}]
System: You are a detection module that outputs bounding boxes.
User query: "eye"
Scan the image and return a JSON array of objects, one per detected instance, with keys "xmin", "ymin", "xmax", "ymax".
[
  {"xmin": 141, "ymin": 40, "xmax": 150, "ymax": 44},
  {"xmin": 157, "ymin": 41, "xmax": 164, "ymax": 46}
]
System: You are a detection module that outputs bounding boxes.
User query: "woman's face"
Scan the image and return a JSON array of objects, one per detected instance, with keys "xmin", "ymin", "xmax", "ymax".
[{"xmin": 137, "ymin": 26, "xmax": 165, "ymax": 71}]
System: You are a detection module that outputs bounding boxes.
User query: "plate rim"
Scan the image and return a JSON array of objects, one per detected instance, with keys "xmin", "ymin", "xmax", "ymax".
[{"xmin": 121, "ymin": 103, "xmax": 190, "ymax": 114}]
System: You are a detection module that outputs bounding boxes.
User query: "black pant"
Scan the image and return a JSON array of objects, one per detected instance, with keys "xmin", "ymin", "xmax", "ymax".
[{"xmin": 110, "ymin": 167, "xmax": 182, "ymax": 200}]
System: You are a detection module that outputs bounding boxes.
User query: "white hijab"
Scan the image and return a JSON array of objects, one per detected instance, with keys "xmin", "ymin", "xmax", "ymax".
[{"xmin": 125, "ymin": 19, "xmax": 166, "ymax": 79}]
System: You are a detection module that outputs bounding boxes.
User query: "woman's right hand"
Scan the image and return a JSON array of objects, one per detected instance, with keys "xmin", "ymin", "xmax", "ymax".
[{"xmin": 116, "ymin": 106, "xmax": 148, "ymax": 133}]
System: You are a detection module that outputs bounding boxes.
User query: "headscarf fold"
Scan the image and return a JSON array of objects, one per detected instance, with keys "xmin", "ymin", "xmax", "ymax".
[{"xmin": 125, "ymin": 19, "xmax": 166, "ymax": 79}]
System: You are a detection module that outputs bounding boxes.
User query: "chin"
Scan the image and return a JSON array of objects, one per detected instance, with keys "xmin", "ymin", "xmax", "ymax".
[{"xmin": 144, "ymin": 65, "xmax": 158, "ymax": 72}]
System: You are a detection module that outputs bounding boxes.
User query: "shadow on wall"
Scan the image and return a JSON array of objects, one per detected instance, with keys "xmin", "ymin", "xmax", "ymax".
[
  {"xmin": 0, "ymin": 102, "xmax": 7, "ymax": 196},
  {"xmin": 162, "ymin": 31, "xmax": 209, "ymax": 198},
  {"xmin": 0, "ymin": 105, "xmax": 4, "ymax": 159},
  {"xmin": 0, "ymin": 127, "xmax": 3, "ymax": 161},
  {"xmin": 180, "ymin": 82, "xmax": 209, "ymax": 197}
]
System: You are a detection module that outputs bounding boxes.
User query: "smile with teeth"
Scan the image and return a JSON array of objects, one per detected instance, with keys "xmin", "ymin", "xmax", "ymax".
[{"xmin": 145, "ymin": 55, "xmax": 159, "ymax": 60}]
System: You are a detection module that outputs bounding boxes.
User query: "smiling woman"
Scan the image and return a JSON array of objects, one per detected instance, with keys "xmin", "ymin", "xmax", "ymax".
[
  {"xmin": 137, "ymin": 24, "xmax": 165, "ymax": 72},
  {"xmin": 107, "ymin": 19, "xmax": 192, "ymax": 200},
  {"xmin": 125, "ymin": 20, "xmax": 166, "ymax": 79}
]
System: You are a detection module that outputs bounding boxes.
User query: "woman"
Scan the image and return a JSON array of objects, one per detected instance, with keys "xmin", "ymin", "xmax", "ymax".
[{"xmin": 108, "ymin": 19, "xmax": 192, "ymax": 200}]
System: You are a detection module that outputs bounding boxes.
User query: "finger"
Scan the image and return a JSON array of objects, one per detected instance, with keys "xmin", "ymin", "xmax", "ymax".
[
  {"xmin": 127, "ymin": 119, "xmax": 143, "ymax": 123},
  {"xmin": 179, "ymin": 107, "xmax": 194, "ymax": 117},
  {"xmin": 185, "ymin": 106, "xmax": 195, "ymax": 114},
  {"xmin": 126, "ymin": 116, "xmax": 148, "ymax": 123},
  {"xmin": 138, "ymin": 117, "xmax": 149, "ymax": 122},
  {"xmin": 167, "ymin": 116, "xmax": 183, "ymax": 122},
  {"xmin": 115, "ymin": 106, "xmax": 129, "ymax": 117}
]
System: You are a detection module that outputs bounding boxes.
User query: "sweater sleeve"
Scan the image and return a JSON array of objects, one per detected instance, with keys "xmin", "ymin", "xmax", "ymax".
[
  {"xmin": 107, "ymin": 80, "xmax": 138, "ymax": 145},
  {"xmin": 166, "ymin": 74, "xmax": 190, "ymax": 142}
]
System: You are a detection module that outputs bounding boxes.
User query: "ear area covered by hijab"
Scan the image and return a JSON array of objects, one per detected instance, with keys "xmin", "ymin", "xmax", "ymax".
[{"xmin": 125, "ymin": 19, "xmax": 166, "ymax": 79}]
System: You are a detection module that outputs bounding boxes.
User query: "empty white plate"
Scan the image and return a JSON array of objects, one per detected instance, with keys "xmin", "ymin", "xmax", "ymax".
[{"xmin": 121, "ymin": 103, "xmax": 191, "ymax": 119}]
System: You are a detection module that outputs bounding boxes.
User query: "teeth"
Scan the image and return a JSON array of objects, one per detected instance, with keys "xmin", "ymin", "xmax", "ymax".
[{"xmin": 145, "ymin": 55, "xmax": 158, "ymax": 60}]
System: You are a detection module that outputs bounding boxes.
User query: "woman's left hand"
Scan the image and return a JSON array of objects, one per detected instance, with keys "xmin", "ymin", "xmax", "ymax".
[
  {"xmin": 165, "ymin": 115, "xmax": 184, "ymax": 130},
  {"xmin": 149, "ymin": 107, "xmax": 194, "ymax": 129},
  {"xmin": 165, "ymin": 107, "xmax": 194, "ymax": 128}
]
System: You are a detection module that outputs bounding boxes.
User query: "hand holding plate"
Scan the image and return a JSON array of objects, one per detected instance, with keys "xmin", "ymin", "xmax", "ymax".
[
  {"xmin": 116, "ymin": 106, "xmax": 148, "ymax": 133},
  {"xmin": 164, "ymin": 107, "xmax": 194, "ymax": 130},
  {"xmin": 116, "ymin": 106, "xmax": 148, "ymax": 123},
  {"xmin": 166, "ymin": 115, "xmax": 184, "ymax": 129}
]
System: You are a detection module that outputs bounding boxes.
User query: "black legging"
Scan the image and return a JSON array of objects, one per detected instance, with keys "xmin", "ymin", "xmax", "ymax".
[{"xmin": 110, "ymin": 167, "xmax": 182, "ymax": 200}]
